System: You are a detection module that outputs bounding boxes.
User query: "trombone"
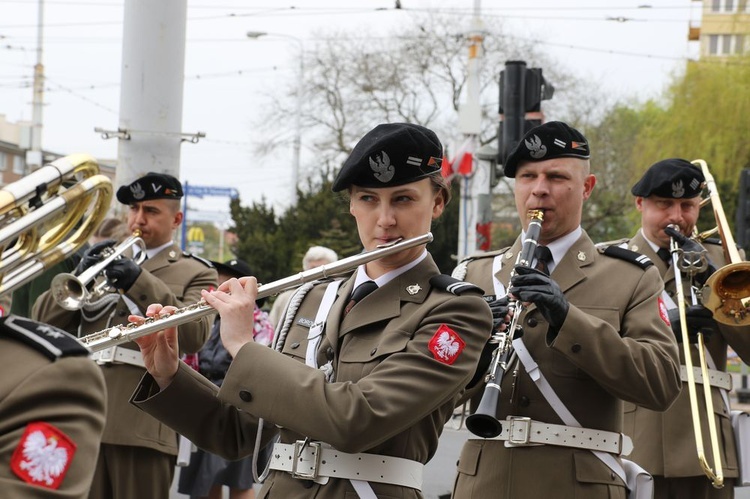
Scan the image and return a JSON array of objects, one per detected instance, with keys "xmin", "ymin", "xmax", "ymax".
[{"xmin": 668, "ymin": 159, "xmax": 750, "ymax": 488}]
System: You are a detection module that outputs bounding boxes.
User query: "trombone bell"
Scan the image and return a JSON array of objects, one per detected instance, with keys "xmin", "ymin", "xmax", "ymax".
[{"xmin": 701, "ymin": 262, "xmax": 750, "ymax": 324}]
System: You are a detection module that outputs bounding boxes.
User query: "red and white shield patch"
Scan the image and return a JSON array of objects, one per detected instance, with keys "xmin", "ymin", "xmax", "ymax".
[
  {"xmin": 428, "ymin": 324, "xmax": 466, "ymax": 365},
  {"xmin": 11, "ymin": 422, "xmax": 76, "ymax": 490},
  {"xmin": 658, "ymin": 297, "xmax": 671, "ymax": 326}
]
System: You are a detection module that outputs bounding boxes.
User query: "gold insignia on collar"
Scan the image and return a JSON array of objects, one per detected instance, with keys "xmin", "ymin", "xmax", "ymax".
[
  {"xmin": 577, "ymin": 251, "xmax": 586, "ymax": 261},
  {"xmin": 505, "ymin": 251, "xmax": 514, "ymax": 260},
  {"xmin": 630, "ymin": 244, "xmax": 639, "ymax": 252},
  {"xmin": 169, "ymin": 250, "xmax": 177, "ymax": 258},
  {"xmin": 406, "ymin": 284, "xmax": 422, "ymax": 295}
]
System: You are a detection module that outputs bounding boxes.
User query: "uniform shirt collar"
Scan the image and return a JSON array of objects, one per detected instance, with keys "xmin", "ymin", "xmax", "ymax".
[
  {"xmin": 352, "ymin": 249, "xmax": 428, "ymax": 289},
  {"xmin": 144, "ymin": 240, "xmax": 174, "ymax": 260},
  {"xmin": 638, "ymin": 228, "xmax": 662, "ymax": 255},
  {"xmin": 520, "ymin": 226, "xmax": 582, "ymax": 274}
]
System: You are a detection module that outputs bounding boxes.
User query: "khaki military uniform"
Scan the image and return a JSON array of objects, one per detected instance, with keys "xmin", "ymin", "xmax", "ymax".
[
  {"xmin": 452, "ymin": 231, "xmax": 681, "ymax": 499},
  {"xmin": 0, "ymin": 315, "xmax": 106, "ymax": 498},
  {"xmin": 621, "ymin": 230, "xmax": 750, "ymax": 498},
  {"xmin": 131, "ymin": 254, "xmax": 492, "ymax": 499},
  {"xmin": 32, "ymin": 243, "xmax": 217, "ymax": 498}
]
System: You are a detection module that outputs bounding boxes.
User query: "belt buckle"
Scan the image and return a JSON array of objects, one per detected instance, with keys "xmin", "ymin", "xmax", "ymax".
[
  {"xmin": 507, "ymin": 416, "xmax": 532, "ymax": 446},
  {"xmin": 95, "ymin": 347, "xmax": 116, "ymax": 365},
  {"xmin": 292, "ymin": 440, "xmax": 322, "ymax": 480}
]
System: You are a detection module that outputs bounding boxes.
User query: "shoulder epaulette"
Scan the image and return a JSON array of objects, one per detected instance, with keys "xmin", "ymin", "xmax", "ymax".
[
  {"xmin": 600, "ymin": 245, "xmax": 654, "ymax": 270},
  {"xmin": 1, "ymin": 315, "xmax": 89, "ymax": 361},
  {"xmin": 430, "ymin": 275, "xmax": 485, "ymax": 296},
  {"xmin": 595, "ymin": 237, "xmax": 628, "ymax": 250},
  {"xmin": 183, "ymin": 252, "xmax": 213, "ymax": 268}
]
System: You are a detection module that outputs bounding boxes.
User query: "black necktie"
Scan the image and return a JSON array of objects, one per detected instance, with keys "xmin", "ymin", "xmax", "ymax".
[
  {"xmin": 534, "ymin": 245, "xmax": 552, "ymax": 275},
  {"xmin": 344, "ymin": 281, "xmax": 378, "ymax": 315},
  {"xmin": 657, "ymin": 248, "xmax": 671, "ymax": 265}
]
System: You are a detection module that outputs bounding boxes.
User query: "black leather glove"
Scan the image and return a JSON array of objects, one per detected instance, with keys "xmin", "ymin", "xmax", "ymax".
[
  {"xmin": 488, "ymin": 295, "xmax": 511, "ymax": 332},
  {"xmin": 667, "ymin": 304, "xmax": 717, "ymax": 343},
  {"xmin": 663, "ymin": 226, "xmax": 717, "ymax": 286},
  {"xmin": 75, "ymin": 239, "xmax": 116, "ymax": 275},
  {"xmin": 509, "ymin": 266, "xmax": 569, "ymax": 331},
  {"xmin": 104, "ymin": 257, "xmax": 142, "ymax": 291}
]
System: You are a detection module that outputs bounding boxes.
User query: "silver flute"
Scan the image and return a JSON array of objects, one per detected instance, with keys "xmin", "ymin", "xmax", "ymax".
[{"xmin": 80, "ymin": 232, "xmax": 434, "ymax": 352}]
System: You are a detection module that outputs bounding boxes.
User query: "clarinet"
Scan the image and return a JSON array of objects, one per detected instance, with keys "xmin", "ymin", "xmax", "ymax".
[{"xmin": 465, "ymin": 209, "xmax": 544, "ymax": 438}]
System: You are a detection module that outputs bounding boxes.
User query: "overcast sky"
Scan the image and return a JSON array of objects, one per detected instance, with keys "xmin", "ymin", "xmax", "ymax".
[{"xmin": 0, "ymin": 0, "xmax": 701, "ymax": 218}]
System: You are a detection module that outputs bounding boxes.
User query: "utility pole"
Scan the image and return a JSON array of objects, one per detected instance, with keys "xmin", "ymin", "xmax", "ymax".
[
  {"xmin": 456, "ymin": 0, "xmax": 490, "ymax": 260},
  {"xmin": 26, "ymin": 0, "xmax": 45, "ymax": 172}
]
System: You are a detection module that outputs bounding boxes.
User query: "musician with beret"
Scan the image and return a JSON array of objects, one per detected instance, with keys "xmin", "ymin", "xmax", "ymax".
[
  {"xmin": 617, "ymin": 158, "xmax": 750, "ymax": 498},
  {"xmin": 451, "ymin": 121, "xmax": 681, "ymax": 499},
  {"xmin": 0, "ymin": 316, "xmax": 106, "ymax": 497},
  {"xmin": 32, "ymin": 172, "xmax": 217, "ymax": 499},
  {"xmin": 129, "ymin": 122, "xmax": 493, "ymax": 498}
]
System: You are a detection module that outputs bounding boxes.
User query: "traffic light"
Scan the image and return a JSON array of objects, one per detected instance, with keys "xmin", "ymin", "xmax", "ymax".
[
  {"xmin": 497, "ymin": 61, "xmax": 555, "ymax": 174},
  {"xmin": 736, "ymin": 169, "xmax": 750, "ymax": 250}
]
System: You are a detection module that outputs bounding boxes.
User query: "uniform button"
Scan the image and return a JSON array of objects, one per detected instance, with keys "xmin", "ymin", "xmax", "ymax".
[
  {"xmin": 291, "ymin": 342, "xmax": 300, "ymax": 349},
  {"xmin": 519, "ymin": 396, "xmax": 530, "ymax": 407},
  {"xmin": 370, "ymin": 348, "xmax": 377, "ymax": 356},
  {"xmin": 527, "ymin": 318, "xmax": 538, "ymax": 327},
  {"xmin": 611, "ymin": 471, "xmax": 616, "ymax": 480},
  {"xmin": 571, "ymin": 344, "xmax": 582, "ymax": 353},
  {"xmin": 239, "ymin": 390, "xmax": 252, "ymax": 402},
  {"xmin": 140, "ymin": 294, "xmax": 147, "ymax": 301}
]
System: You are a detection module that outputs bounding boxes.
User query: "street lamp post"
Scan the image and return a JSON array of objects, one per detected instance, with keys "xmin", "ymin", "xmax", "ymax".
[{"xmin": 247, "ymin": 31, "xmax": 304, "ymax": 204}]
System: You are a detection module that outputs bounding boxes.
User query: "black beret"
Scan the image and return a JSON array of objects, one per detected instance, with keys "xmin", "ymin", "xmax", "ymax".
[
  {"xmin": 210, "ymin": 258, "xmax": 253, "ymax": 279},
  {"xmin": 331, "ymin": 123, "xmax": 443, "ymax": 192},
  {"xmin": 503, "ymin": 121, "xmax": 590, "ymax": 178},
  {"xmin": 631, "ymin": 158, "xmax": 705, "ymax": 198},
  {"xmin": 116, "ymin": 172, "xmax": 183, "ymax": 204}
]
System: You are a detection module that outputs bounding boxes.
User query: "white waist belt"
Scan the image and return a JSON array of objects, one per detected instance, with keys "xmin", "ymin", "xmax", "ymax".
[
  {"xmin": 680, "ymin": 365, "xmax": 732, "ymax": 391},
  {"xmin": 483, "ymin": 416, "xmax": 633, "ymax": 456},
  {"xmin": 269, "ymin": 441, "xmax": 423, "ymax": 489},
  {"xmin": 90, "ymin": 346, "xmax": 145, "ymax": 368}
]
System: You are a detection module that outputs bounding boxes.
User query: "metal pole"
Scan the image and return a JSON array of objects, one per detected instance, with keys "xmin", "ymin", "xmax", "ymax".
[{"xmin": 27, "ymin": 0, "xmax": 45, "ymax": 172}]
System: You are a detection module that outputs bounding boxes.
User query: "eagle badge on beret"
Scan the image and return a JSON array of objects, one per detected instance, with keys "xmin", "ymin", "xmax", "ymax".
[
  {"xmin": 525, "ymin": 135, "xmax": 547, "ymax": 159},
  {"xmin": 369, "ymin": 151, "xmax": 395, "ymax": 183},
  {"xmin": 130, "ymin": 183, "xmax": 146, "ymax": 200},
  {"xmin": 672, "ymin": 180, "xmax": 686, "ymax": 198}
]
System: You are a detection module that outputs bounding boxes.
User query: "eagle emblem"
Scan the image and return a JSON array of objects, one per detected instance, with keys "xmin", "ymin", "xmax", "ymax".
[
  {"xmin": 672, "ymin": 180, "xmax": 685, "ymax": 198},
  {"xmin": 428, "ymin": 324, "xmax": 465, "ymax": 365},
  {"xmin": 369, "ymin": 151, "xmax": 395, "ymax": 183},
  {"xmin": 11, "ymin": 422, "xmax": 75, "ymax": 490},
  {"xmin": 525, "ymin": 134, "xmax": 547, "ymax": 159},
  {"xmin": 130, "ymin": 182, "xmax": 146, "ymax": 200}
]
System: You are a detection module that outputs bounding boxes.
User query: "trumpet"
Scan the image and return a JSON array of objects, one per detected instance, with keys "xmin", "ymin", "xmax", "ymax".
[
  {"xmin": 466, "ymin": 209, "xmax": 544, "ymax": 438},
  {"xmin": 79, "ymin": 232, "xmax": 434, "ymax": 352},
  {"xmin": 50, "ymin": 230, "xmax": 147, "ymax": 310},
  {"xmin": 0, "ymin": 154, "xmax": 113, "ymax": 295}
]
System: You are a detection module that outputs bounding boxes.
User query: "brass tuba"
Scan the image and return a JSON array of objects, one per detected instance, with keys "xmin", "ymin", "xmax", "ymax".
[{"xmin": 0, "ymin": 153, "xmax": 113, "ymax": 296}]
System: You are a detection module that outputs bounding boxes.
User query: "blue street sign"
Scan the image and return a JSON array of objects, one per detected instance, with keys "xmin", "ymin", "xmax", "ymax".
[{"xmin": 185, "ymin": 184, "xmax": 239, "ymax": 199}]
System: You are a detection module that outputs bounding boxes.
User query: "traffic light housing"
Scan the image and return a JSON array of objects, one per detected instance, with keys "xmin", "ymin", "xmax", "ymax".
[{"xmin": 497, "ymin": 61, "xmax": 554, "ymax": 174}]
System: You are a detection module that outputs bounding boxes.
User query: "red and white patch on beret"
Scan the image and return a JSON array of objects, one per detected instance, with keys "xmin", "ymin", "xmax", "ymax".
[
  {"xmin": 428, "ymin": 324, "xmax": 466, "ymax": 365},
  {"xmin": 11, "ymin": 422, "xmax": 76, "ymax": 490},
  {"xmin": 658, "ymin": 297, "xmax": 671, "ymax": 326}
]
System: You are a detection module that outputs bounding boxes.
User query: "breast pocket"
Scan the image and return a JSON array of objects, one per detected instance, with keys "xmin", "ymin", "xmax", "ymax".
[
  {"xmin": 551, "ymin": 306, "xmax": 621, "ymax": 379},
  {"xmin": 338, "ymin": 330, "xmax": 411, "ymax": 378}
]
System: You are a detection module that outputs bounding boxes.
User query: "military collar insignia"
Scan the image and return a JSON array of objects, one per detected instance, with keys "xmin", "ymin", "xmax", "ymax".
[
  {"xmin": 369, "ymin": 151, "xmax": 395, "ymax": 183},
  {"xmin": 169, "ymin": 250, "xmax": 177, "ymax": 258},
  {"xmin": 505, "ymin": 251, "xmax": 514, "ymax": 259},
  {"xmin": 406, "ymin": 284, "xmax": 422, "ymax": 295},
  {"xmin": 525, "ymin": 134, "xmax": 547, "ymax": 159},
  {"xmin": 577, "ymin": 251, "xmax": 586, "ymax": 261}
]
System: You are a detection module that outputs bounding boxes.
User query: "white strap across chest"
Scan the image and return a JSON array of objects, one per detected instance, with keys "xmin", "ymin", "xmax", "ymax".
[{"xmin": 305, "ymin": 280, "xmax": 342, "ymax": 369}]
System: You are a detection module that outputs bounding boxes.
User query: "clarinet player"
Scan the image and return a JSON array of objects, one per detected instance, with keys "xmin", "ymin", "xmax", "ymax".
[
  {"xmin": 128, "ymin": 123, "xmax": 492, "ymax": 499},
  {"xmin": 451, "ymin": 121, "xmax": 681, "ymax": 499}
]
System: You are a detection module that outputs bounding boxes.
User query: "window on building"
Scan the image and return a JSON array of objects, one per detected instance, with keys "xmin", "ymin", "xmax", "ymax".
[
  {"xmin": 738, "ymin": 35, "xmax": 746, "ymax": 54},
  {"xmin": 711, "ymin": 0, "xmax": 739, "ymax": 11},
  {"xmin": 0, "ymin": 152, "xmax": 7, "ymax": 172},
  {"xmin": 709, "ymin": 34, "xmax": 719, "ymax": 54},
  {"xmin": 12, "ymin": 155, "xmax": 24, "ymax": 174},
  {"xmin": 722, "ymin": 34, "xmax": 733, "ymax": 54}
]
